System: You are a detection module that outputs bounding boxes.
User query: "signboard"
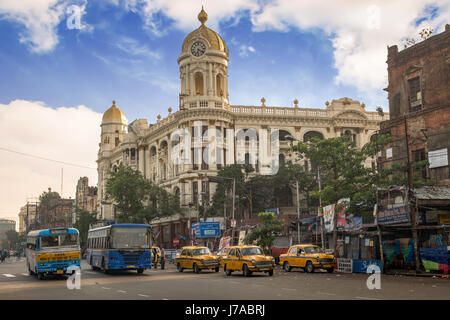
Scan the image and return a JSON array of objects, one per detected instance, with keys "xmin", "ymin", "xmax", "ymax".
[
  {"xmin": 440, "ymin": 213, "xmax": 450, "ymax": 225},
  {"xmin": 323, "ymin": 204, "xmax": 335, "ymax": 233},
  {"xmin": 231, "ymin": 219, "xmax": 236, "ymax": 228},
  {"xmin": 265, "ymin": 208, "xmax": 279, "ymax": 215},
  {"xmin": 173, "ymin": 238, "xmax": 179, "ymax": 246},
  {"xmin": 346, "ymin": 216, "xmax": 362, "ymax": 231},
  {"xmin": 428, "ymin": 148, "xmax": 448, "ymax": 169},
  {"xmin": 377, "ymin": 205, "xmax": 411, "ymax": 225},
  {"xmin": 386, "ymin": 148, "xmax": 393, "ymax": 159},
  {"xmin": 192, "ymin": 222, "xmax": 220, "ymax": 238},
  {"xmin": 337, "ymin": 258, "xmax": 352, "ymax": 273}
]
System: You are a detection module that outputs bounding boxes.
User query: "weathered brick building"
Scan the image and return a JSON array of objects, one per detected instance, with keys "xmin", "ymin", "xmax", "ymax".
[{"xmin": 381, "ymin": 24, "xmax": 450, "ymax": 187}]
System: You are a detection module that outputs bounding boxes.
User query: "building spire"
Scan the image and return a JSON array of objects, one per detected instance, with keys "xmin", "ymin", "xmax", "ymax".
[{"xmin": 198, "ymin": 6, "xmax": 208, "ymax": 25}]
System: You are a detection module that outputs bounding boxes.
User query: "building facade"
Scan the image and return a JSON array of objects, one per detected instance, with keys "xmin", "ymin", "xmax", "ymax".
[
  {"xmin": 380, "ymin": 24, "xmax": 450, "ymax": 186},
  {"xmin": 0, "ymin": 219, "xmax": 16, "ymax": 249},
  {"xmin": 75, "ymin": 177, "xmax": 98, "ymax": 213},
  {"xmin": 18, "ymin": 202, "xmax": 37, "ymax": 234},
  {"xmin": 96, "ymin": 9, "xmax": 388, "ymax": 248}
]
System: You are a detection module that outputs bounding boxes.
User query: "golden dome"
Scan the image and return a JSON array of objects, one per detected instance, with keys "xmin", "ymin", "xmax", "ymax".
[
  {"xmin": 181, "ymin": 8, "xmax": 228, "ymax": 56},
  {"xmin": 102, "ymin": 100, "xmax": 126, "ymax": 122}
]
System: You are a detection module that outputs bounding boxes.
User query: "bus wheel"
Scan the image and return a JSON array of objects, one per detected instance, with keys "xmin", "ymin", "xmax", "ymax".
[
  {"xmin": 137, "ymin": 268, "xmax": 144, "ymax": 274},
  {"xmin": 37, "ymin": 272, "xmax": 45, "ymax": 280},
  {"xmin": 177, "ymin": 263, "xmax": 183, "ymax": 273},
  {"xmin": 215, "ymin": 267, "xmax": 219, "ymax": 272},
  {"xmin": 268, "ymin": 269, "xmax": 274, "ymax": 276}
]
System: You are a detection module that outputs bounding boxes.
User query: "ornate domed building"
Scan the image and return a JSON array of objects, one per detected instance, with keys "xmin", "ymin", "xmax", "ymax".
[{"xmin": 96, "ymin": 8, "xmax": 389, "ymax": 248}]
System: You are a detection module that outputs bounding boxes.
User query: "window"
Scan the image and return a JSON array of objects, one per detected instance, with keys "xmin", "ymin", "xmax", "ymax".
[
  {"xmin": 131, "ymin": 149, "xmax": 136, "ymax": 160},
  {"xmin": 202, "ymin": 147, "xmax": 209, "ymax": 170},
  {"xmin": 412, "ymin": 149, "xmax": 427, "ymax": 179},
  {"xmin": 194, "ymin": 72, "xmax": 204, "ymax": 95},
  {"xmin": 192, "ymin": 181, "xmax": 198, "ymax": 204},
  {"xmin": 288, "ymin": 247, "xmax": 296, "ymax": 254},
  {"xmin": 408, "ymin": 77, "xmax": 421, "ymax": 111},
  {"xmin": 181, "ymin": 250, "xmax": 186, "ymax": 256},
  {"xmin": 228, "ymin": 249, "xmax": 235, "ymax": 256}
]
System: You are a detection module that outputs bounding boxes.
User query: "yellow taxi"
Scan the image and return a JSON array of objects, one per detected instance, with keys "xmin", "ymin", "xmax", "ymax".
[
  {"xmin": 221, "ymin": 245, "xmax": 275, "ymax": 277},
  {"xmin": 174, "ymin": 246, "xmax": 220, "ymax": 273},
  {"xmin": 152, "ymin": 246, "xmax": 162, "ymax": 264},
  {"xmin": 279, "ymin": 244, "xmax": 336, "ymax": 273}
]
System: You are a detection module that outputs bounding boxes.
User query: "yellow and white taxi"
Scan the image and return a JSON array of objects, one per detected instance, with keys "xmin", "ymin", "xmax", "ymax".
[
  {"xmin": 174, "ymin": 246, "xmax": 219, "ymax": 273},
  {"xmin": 279, "ymin": 244, "xmax": 336, "ymax": 273},
  {"xmin": 221, "ymin": 245, "xmax": 275, "ymax": 277}
]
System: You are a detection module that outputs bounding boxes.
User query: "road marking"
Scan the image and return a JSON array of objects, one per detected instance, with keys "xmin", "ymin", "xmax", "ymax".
[
  {"xmin": 117, "ymin": 290, "xmax": 127, "ymax": 294},
  {"xmin": 138, "ymin": 294, "xmax": 149, "ymax": 298},
  {"xmin": 281, "ymin": 288, "xmax": 296, "ymax": 291},
  {"xmin": 2, "ymin": 274, "xmax": 16, "ymax": 278},
  {"xmin": 317, "ymin": 292, "xmax": 336, "ymax": 296},
  {"xmin": 355, "ymin": 296, "xmax": 380, "ymax": 300},
  {"xmin": 162, "ymin": 298, "xmax": 169, "ymax": 300},
  {"xmin": 102, "ymin": 287, "xmax": 110, "ymax": 290},
  {"xmin": 21, "ymin": 273, "xmax": 29, "ymax": 276}
]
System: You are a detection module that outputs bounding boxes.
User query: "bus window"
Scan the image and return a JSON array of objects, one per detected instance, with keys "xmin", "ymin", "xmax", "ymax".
[
  {"xmin": 41, "ymin": 235, "xmax": 59, "ymax": 248},
  {"xmin": 60, "ymin": 234, "xmax": 78, "ymax": 246}
]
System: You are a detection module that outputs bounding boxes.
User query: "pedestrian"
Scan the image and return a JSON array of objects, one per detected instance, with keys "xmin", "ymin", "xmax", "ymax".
[{"xmin": 152, "ymin": 247, "xmax": 158, "ymax": 269}]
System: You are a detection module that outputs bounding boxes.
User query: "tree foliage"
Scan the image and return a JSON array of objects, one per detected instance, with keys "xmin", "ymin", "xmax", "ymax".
[
  {"xmin": 244, "ymin": 212, "xmax": 284, "ymax": 249},
  {"xmin": 105, "ymin": 165, "xmax": 180, "ymax": 224},
  {"xmin": 73, "ymin": 209, "xmax": 98, "ymax": 250}
]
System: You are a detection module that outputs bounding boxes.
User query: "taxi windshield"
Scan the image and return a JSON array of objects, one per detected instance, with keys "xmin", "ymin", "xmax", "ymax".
[
  {"xmin": 192, "ymin": 248, "xmax": 210, "ymax": 256},
  {"xmin": 242, "ymin": 247, "xmax": 263, "ymax": 256},
  {"xmin": 304, "ymin": 246, "xmax": 323, "ymax": 254}
]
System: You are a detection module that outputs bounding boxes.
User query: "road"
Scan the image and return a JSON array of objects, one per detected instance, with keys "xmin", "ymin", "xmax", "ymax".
[{"xmin": 0, "ymin": 258, "xmax": 449, "ymax": 300}]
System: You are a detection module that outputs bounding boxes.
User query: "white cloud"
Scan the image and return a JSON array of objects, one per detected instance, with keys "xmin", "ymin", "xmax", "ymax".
[
  {"xmin": 0, "ymin": 0, "xmax": 92, "ymax": 53},
  {"xmin": 0, "ymin": 100, "xmax": 101, "ymax": 221},
  {"xmin": 115, "ymin": 0, "xmax": 449, "ymax": 106}
]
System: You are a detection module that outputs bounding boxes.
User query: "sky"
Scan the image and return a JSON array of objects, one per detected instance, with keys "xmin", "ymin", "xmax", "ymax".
[{"xmin": 0, "ymin": 0, "xmax": 449, "ymax": 226}]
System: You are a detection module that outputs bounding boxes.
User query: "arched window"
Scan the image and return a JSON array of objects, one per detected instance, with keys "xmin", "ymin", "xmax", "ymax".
[
  {"xmin": 150, "ymin": 146, "xmax": 157, "ymax": 157},
  {"xmin": 303, "ymin": 131, "xmax": 324, "ymax": 142},
  {"xmin": 194, "ymin": 72, "xmax": 204, "ymax": 95},
  {"xmin": 216, "ymin": 74, "xmax": 223, "ymax": 97}
]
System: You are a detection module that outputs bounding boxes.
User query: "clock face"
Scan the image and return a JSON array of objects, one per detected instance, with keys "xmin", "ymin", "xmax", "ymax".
[{"xmin": 191, "ymin": 41, "xmax": 206, "ymax": 57}]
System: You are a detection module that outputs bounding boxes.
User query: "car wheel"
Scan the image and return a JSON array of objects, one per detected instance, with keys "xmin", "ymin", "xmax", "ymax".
[
  {"xmin": 306, "ymin": 261, "xmax": 314, "ymax": 273},
  {"xmin": 283, "ymin": 261, "xmax": 292, "ymax": 272},
  {"xmin": 193, "ymin": 263, "xmax": 200, "ymax": 274},
  {"xmin": 177, "ymin": 263, "xmax": 183, "ymax": 273},
  {"xmin": 243, "ymin": 264, "xmax": 251, "ymax": 277},
  {"xmin": 226, "ymin": 268, "xmax": 232, "ymax": 277},
  {"xmin": 327, "ymin": 267, "xmax": 334, "ymax": 273},
  {"xmin": 215, "ymin": 267, "xmax": 220, "ymax": 272},
  {"xmin": 268, "ymin": 269, "xmax": 274, "ymax": 276}
]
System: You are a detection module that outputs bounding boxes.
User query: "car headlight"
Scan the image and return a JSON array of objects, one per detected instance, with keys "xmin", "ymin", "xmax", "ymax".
[{"xmin": 251, "ymin": 259, "xmax": 255, "ymax": 264}]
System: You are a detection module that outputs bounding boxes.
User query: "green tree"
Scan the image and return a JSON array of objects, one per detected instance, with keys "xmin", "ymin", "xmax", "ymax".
[
  {"xmin": 244, "ymin": 212, "xmax": 284, "ymax": 249},
  {"xmin": 5, "ymin": 229, "xmax": 19, "ymax": 249},
  {"xmin": 73, "ymin": 209, "xmax": 98, "ymax": 250},
  {"xmin": 105, "ymin": 164, "xmax": 180, "ymax": 224}
]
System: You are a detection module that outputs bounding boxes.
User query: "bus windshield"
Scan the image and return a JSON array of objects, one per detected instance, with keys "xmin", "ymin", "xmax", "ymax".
[
  {"xmin": 192, "ymin": 248, "xmax": 210, "ymax": 256},
  {"xmin": 40, "ymin": 234, "xmax": 78, "ymax": 248},
  {"xmin": 242, "ymin": 247, "xmax": 263, "ymax": 256},
  {"xmin": 111, "ymin": 227, "xmax": 150, "ymax": 249}
]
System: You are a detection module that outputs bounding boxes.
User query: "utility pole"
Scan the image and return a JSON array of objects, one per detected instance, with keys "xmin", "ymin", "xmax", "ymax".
[
  {"xmin": 296, "ymin": 180, "xmax": 300, "ymax": 243},
  {"xmin": 232, "ymin": 178, "xmax": 235, "ymax": 220},
  {"xmin": 404, "ymin": 116, "xmax": 421, "ymax": 272},
  {"xmin": 318, "ymin": 167, "xmax": 325, "ymax": 249}
]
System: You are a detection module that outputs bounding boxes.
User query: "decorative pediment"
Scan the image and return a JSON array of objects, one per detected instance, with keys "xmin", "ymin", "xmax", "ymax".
[{"xmin": 334, "ymin": 110, "xmax": 368, "ymax": 120}]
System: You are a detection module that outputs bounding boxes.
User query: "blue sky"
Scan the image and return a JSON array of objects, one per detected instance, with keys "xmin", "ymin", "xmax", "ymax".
[
  {"xmin": 0, "ymin": 0, "xmax": 448, "ymax": 221},
  {"xmin": 0, "ymin": 1, "xmax": 415, "ymax": 122}
]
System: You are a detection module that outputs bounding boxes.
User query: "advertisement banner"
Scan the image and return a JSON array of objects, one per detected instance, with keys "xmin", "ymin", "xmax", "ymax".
[
  {"xmin": 218, "ymin": 236, "xmax": 231, "ymax": 252},
  {"xmin": 345, "ymin": 216, "xmax": 362, "ymax": 231},
  {"xmin": 377, "ymin": 205, "xmax": 411, "ymax": 225},
  {"xmin": 323, "ymin": 204, "xmax": 335, "ymax": 233},
  {"xmin": 336, "ymin": 203, "xmax": 346, "ymax": 230},
  {"xmin": 337, "ymin": 258, "xmax": 352, "ymax": 273},
  {"xmin": 238, "ymin": 231, "xmax": 246, "ymax": 245}
]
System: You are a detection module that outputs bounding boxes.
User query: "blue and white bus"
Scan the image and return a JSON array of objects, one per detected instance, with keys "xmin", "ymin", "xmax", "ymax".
[
  {"xmin": 26, "ymin": 228, "xmax": 81, "ymax": 280},
  {"xmin": 86, "ymin": 224, "xmax": 152, "ymax": 274}
]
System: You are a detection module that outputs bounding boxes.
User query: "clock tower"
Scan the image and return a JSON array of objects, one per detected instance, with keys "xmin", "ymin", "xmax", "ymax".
[{"xmin": 178, "ymin": 7, "xmax": 229, "ymax": 110}]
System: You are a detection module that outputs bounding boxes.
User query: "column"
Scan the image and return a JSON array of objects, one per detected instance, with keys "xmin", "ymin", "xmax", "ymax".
[{"xmin": 138, "ymin": 147, "xmax": 144, "ymax": 174}]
